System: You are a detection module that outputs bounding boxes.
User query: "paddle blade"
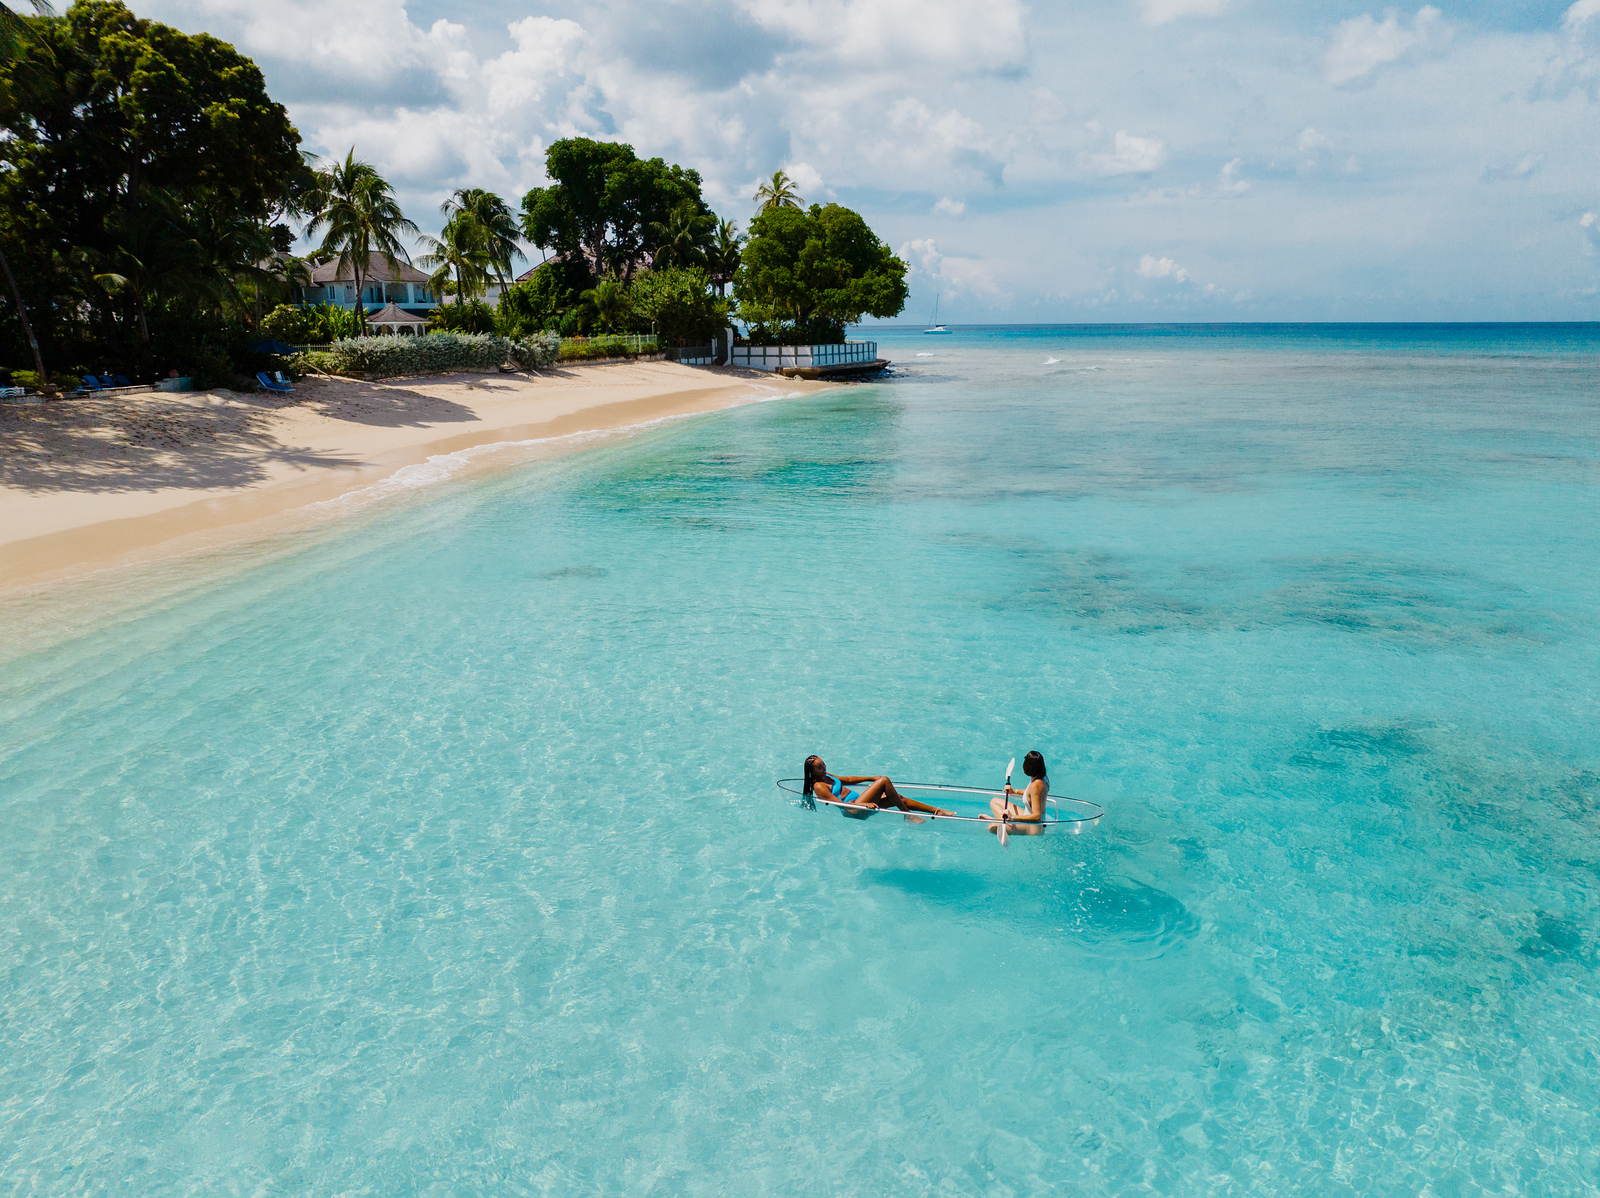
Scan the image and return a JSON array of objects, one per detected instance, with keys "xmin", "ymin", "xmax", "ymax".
[{"xmin": 997, "ymin": 820, "xmax": 1010, "ymax": 848}]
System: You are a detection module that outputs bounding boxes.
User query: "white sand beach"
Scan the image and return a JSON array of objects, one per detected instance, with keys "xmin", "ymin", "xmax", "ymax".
[{"xmin": 0, "ymin": 363, "xmax": 823, "ymax": 588}]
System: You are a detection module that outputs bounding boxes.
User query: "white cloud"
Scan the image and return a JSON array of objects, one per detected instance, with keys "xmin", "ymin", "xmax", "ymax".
[
  {"xmin": 1082, "ymin": 130, "xmax": 1168, "ymax": 176},
  {"xmin": 784, "ymin": 162, "xmax": 826, "ymax": 197},
  {"xmin": 1540, "ymin": 0, "xmax": 1600, "ymax": 99},
  {"xmin": 1137, "ymin": 0, "xmax": 1226, "ymax": 24},
  {"xmin": 1137, "ymin": 254, "xmax": 1189, "ymax": 282},
  {"xmin": 1583, "ymin": 212, "xmax": 1600, "ymax": 253},
  {"xmin": 934, "ymin": 196, "xmax": 966, "ymax": 216},
  {"xmin": 1324, "ymin": 6, "xmax": 1449, "ymax": 87},
  {"xmin": 900, "ymin": 238, "xmax": 945, "ymax": 276},
  {"xmin": 735, "ymin": 0, "xmax": 1027, "ymax": 72},
  {"xmin": 137, "ymin": 0, "xmax": 1600, "ymax": 320},
  {"xmin": 1482, "ymin": 152, "xmax": 1544, "ymax": 182},
  {"xmin": 884, "ymin": 99, "xmax": 1006, "ymax": 187},
  {"xmin": 897, "ymin": 237, "xmax": 1005, "ymax": 300}
]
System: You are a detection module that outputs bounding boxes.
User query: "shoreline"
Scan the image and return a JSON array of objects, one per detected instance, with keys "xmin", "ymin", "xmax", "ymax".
[{"xmin": 0, "ymin": 362, "xmax": 825, "ymax": 592}]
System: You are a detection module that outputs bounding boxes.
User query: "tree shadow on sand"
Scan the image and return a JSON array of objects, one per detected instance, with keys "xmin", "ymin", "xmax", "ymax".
[{"xmin": 0, "ymin": 377, "xmax": 477, "ymax": 495}]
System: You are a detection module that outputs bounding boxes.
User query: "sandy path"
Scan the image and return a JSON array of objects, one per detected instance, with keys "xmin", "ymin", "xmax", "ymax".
[{"xmin": 0, "ymin": 362, "xmax": 821, "ymax": 588}]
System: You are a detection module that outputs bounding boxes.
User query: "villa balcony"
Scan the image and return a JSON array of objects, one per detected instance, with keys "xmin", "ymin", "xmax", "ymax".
[{"xmin": 299, "ymin": 281, "xmax": 439, "ymax": 313}]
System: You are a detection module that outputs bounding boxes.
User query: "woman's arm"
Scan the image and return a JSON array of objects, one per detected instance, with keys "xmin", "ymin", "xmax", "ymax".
[{"xmin": 837, "ymin": 775, "xmax": 874, "ymax": 785}]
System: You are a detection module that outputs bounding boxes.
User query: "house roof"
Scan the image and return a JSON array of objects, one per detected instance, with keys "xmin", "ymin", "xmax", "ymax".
[
  {"xmin": 309, "ymin": 252, "xmax": 430, "ymax": 285},
  {"xmin": 365, "ymin": 302, "xmax": 429, "ymax": 325}
]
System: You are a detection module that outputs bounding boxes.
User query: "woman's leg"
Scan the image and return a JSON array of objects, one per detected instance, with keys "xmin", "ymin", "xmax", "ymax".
[{"xmin": 879, "ymin": 777, "xmax": 953, "ymax": 817}]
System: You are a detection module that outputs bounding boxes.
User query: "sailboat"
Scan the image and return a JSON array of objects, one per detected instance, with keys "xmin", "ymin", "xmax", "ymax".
[{"xmin": 923, "ymin": 294, "xmax": 952, "ymax": 334}]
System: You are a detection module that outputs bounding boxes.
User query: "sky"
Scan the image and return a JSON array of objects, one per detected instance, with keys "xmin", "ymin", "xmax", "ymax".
[{"xmin": 141, "ymin": 0, "xmax": 1600, "ymax": 321}]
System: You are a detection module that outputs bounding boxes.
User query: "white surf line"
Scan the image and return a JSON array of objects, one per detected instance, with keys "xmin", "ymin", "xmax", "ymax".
[{"xmin": 307, "ymin": 380, "xmax": 800, "ymax": 513}]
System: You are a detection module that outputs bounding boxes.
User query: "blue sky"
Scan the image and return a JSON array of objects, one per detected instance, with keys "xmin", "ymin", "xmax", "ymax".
[{"xmin": 145, "ymin": 0, "xmax": 1600, "ymax": 320}]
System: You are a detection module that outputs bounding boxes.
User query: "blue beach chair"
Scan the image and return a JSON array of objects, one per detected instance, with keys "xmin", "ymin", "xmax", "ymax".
[
  {"xmin": 97, "ymin": 375, "xmax": 118, "ymax": 388},
  {"xmin": 78, "ymin": 376, "xmax": 103, "ymax": 392},
  {"xmin": 256, "ymin": 372, "xmax": 294, "ymax": 393},
  {"xmin": 113, "ymin": 374, "xmax": 133, "ymax": 387}
]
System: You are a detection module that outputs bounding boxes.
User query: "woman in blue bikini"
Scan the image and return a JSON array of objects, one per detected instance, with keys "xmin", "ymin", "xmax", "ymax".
[{"xmin": 803, "ymin": 755, "xmax": 954, "ymax": 817}]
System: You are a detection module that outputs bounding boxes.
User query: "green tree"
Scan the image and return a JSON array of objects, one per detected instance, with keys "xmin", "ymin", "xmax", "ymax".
[
  {"xmin": 417, "ymin": 214, "xmax": 489, "ymax": 302},
  {"xmin": 260, "ymin": 303, "xmax": 312, "ymax": 344},
  {"xmin": 630, "ymin": 266, "xmax": 728, "ymax": 347},
  {"xmin": 442, "ymin": 188, "xmax": 522, "ymax": 291},
  {"xmin": 304, "ymin": 149, "xmax": 416, "ymax": 335},
  {"xmin": 520, "ymin": 138, "xmax": 705, "ymax": 284},
  {"xmin": 752, "ymin": 169, "xmax": 802, "ymax": 215},
  {"xmin": 496, "ymin": 258, "xmax": 586, "ymax": 337},
  {"xmin": 579, "ymin": 275, "xmax": 631, "ymax": 333},
  {"xmin": 706, "ymin": 218, "xmax": 743, "ymax": 297},
  {"xmin": 92, "ymin": 190, "xmax": 200, "ymax": 343},
  {"xmin": 733, "ymin": 203, "xmax": 908, "ymax": 342},
  {"xmin": 188, "ymin": 193, "xmax": 278, "ymax": 322},
  {"xmin": 0, "ymin": 0, "xmax": 301, "ymax": 373},
  {"xmin": 0, "ymin": 0, "xmax": 54, "ymax": 64},
  {"xmin": 428, "ymin": 299, "xmax": 495, "ymax": 334},
  {"xmin": 649, "ymin": 201, "xmax": 714, "ymax": 271}
]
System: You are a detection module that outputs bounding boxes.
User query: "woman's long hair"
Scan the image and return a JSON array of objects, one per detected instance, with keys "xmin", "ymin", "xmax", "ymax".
[{"xmin": 803, "ymin": 755, "xmax": 822, "ymax": 799}]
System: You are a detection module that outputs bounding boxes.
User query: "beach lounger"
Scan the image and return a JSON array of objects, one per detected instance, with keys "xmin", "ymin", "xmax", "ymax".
[
  {"xmin": 273, "ymin": 371, "xmax": 293, "ymax": 388},
  {"xmin": 256, "ymin": 372, "xmax": 294, "ymax": 393},
  {"xmin": 77, "ymin": 376, "xmax": 103, "ymax": 392},
  {"xmin": 114, "ymin": 375, "xmax": 132, "ymax": 387},
  {"xmin": 97, "ymin": 375, "xmax": 118, "ymax": 388}
]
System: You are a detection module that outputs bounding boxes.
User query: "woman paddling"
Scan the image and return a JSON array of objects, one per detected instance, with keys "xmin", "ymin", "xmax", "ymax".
[
  {"xmin": 803, "ymin": 755, "xmax": 954, "ymax": 818},
  {"xmin": 983, "ymin": 750, "xmax": 1050, "ymax": 836}
]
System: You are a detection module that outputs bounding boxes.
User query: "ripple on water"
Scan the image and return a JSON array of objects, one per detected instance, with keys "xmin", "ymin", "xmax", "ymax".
[{"xmin": 1058, "ymin": 874, "xmax": 1200, "ymax": 958}]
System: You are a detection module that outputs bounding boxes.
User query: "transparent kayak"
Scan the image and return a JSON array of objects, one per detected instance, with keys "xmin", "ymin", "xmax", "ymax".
[{"xmin": 776, "ymin": 779, "xmax": 1103, "ymax": 833}]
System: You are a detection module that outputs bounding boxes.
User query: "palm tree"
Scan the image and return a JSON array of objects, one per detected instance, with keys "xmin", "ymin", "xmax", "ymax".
[
  {"xmin": 187, "ymin": 197, "xmax": 278, "ymax": 320},
  {"xmin": 93, "ymin": 191, "xmax": 201, "ymax": 344},
  {"xmin": 580, "ymin": 275, "xmax": 630, "ymax": 334},
  {"xmin": 752, "ymin": 170, "xmax": 802, "ymax": 215},
  {"xmin": 0, "ymin": 0, "xmax": 52, "ymax": 63},
  {"xmin": 303, "ymin": 150, "xmax": 417, "ymax": 335},
  {"xmin": 417, "ymin": 215, "xmax": 490, "ymax": 303},
  {"xmin": 706, "ymin": 218, "xmax": 743, "ymax": 297},
  {"xmin": 441, "ymin": 189, "xmax": 523, "ymax": 292},
  {"xmin": 648, "ymin": 201, "xmax": 714, "ymax": 271}
]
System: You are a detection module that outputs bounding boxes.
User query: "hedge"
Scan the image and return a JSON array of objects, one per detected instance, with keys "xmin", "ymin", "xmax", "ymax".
[
  {"xmin": 304, "ymin": 332, "xmax": 560, "ymax": 379},
  {"xmin": 558, "ymin": 335, "xmax": 659, "ymax": 362}
]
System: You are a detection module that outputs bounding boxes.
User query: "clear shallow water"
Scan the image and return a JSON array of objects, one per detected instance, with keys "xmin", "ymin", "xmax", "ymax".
[{"xmin": 3, "ymin": 325, "xmax": 1599, "ymax": 1195}]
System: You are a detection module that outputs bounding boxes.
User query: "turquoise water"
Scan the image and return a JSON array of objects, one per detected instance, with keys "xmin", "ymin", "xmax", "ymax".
[{"xmin": 3, "ymin": 325, "xmax": 1599, "ymax": 1195}]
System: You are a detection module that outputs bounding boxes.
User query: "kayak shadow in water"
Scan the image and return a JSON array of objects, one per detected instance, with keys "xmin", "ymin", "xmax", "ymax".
[{"xmin": 864, "ymin": 867, "xmax": 1198, "ymax": 959}]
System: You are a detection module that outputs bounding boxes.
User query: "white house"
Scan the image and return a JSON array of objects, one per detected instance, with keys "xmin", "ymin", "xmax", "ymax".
[{"xmin": 300, "ymin": 252, "xmax": 438, "ymax": 314}]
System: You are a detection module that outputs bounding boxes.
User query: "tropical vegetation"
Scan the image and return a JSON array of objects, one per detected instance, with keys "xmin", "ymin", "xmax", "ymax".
[
  {"xmin": 0, "ymin": 0, "xmax": 306, "ymax": 387},
  {"xmin": 0, "ymin": 4, "xmax": 904, "ymax": 391},
  {"xmin": 733, "ymin": 203, "xmax": 908, "ymax": 343},
  {"xmin": 752, "ymin": 170, "xmax": 803, "ymax": 214},
  {"xmin": 305, "ymin": 332, "xmax": 558, "ymax": 380},
  {"xmin": 418, "ymin": 188, "xmax": 523, "ymax": 303},
  {"xmin": 304, "ymin": 150, "xmax": 417, "ymax": 335}
]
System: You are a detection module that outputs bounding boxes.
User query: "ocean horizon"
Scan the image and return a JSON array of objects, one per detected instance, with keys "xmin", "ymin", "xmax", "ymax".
[{"xmin": 3, "ymin": 323, "xmax": 1598, "ymax": 1194}]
